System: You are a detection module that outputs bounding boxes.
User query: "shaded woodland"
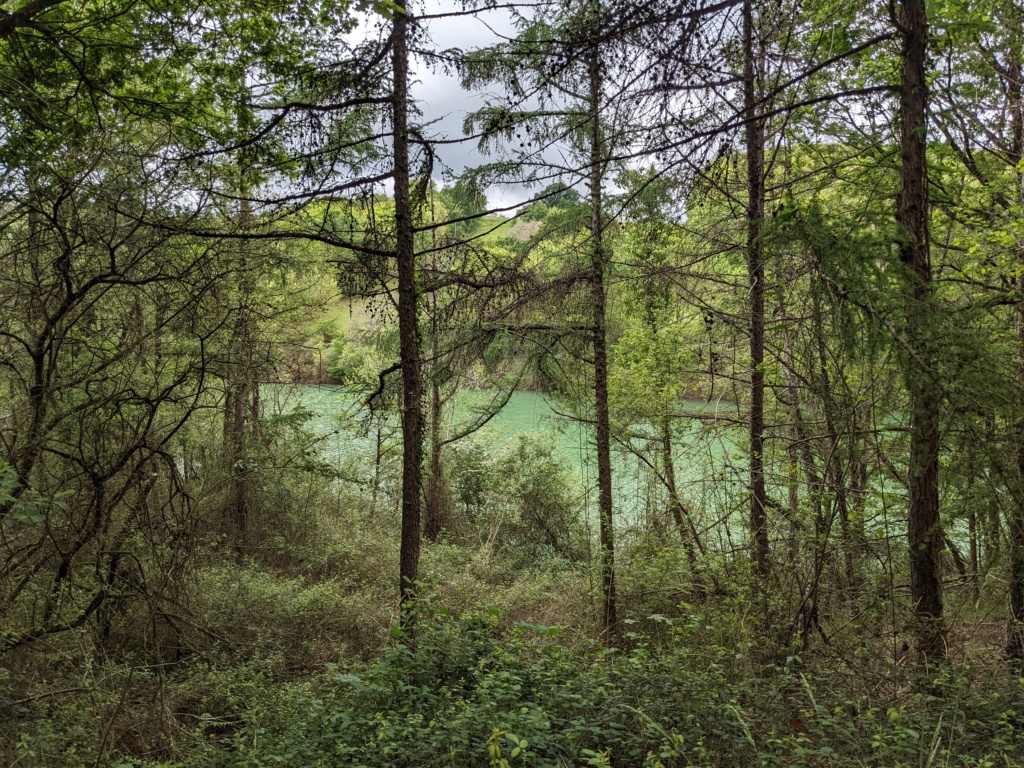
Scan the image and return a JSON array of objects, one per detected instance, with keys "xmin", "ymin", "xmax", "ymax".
[{"xmin": 2, "ymin": 0, "xmax": 1024, "ymax": 765}]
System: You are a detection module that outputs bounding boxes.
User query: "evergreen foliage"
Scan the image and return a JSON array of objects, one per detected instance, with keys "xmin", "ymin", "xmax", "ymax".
[{"xmin": 3, "ymin": 0, "xmax": 1024, "ymax": 764}]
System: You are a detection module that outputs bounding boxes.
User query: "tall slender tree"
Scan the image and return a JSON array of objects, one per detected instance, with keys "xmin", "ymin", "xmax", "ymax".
[
  {"xmin": 743, "ymin": 0, "xmax": 771, "ymax": 583},
  {"xmin": 460, "ymin": 0, "xmax": 629, "ymax": 635},
  {"xmin": 586, "ymin": 36, "xmax": 617, "ymax": 635},
  {"xmin": 896, "ymin": 0, "xmax": 945, "ymax": 660},
  {"xmin": 392, "ymin": 0, "xmax": 423, "ymax": 613},
  {"xmin": 1005, "ymin": 2, "xmax": 1024, "ymax": 665}
]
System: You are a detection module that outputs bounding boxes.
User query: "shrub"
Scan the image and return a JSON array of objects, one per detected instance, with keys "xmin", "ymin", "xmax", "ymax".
[{"xmin": 163, "ymin": 607, "xmax": 1024, "ymax": 768}]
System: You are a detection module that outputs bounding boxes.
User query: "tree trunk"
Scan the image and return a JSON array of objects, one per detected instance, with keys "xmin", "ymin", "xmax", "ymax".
[
  {"xmin": 968, "ymin": 503, "xmax": 979, "ymax": 576},
  {"xmin": 781, "ymin": 305, "xmax": 826, "ymax": 646},
  {"xmin": 811, "ymin": 284, "xmax": 856, "ymax": 598},
  {"xmin": 897, "ymin": 0, "xmax": 945, "ymax": 661},
  {"xmin": 372, "ymin": 421, "xmax": 383, "ymax": 512},
  {"xmin": 1007, "ymin": 11, "xmax": 1024, "ymax": 664},
  {"xmin": 393, "ymin": 0, "xmax": 422, "ymax": 615},
  {"xmin": 780, "ymin": 322, "xmax": 801, "ymax": 565},
  {"xmin": 743, "ymin": 0, "xmax": 770, "ymax": 582},
  {"xmin": 662, "ymin": 415, "xmax": 702, "ymax": 563},
  {"xmin": 588, "ymin": 44, "xmax": 616, "ymax": 637},
  {"xmin": 224, "ymin": 173, "xmax": 254, "ymax": 547},
  {"xmin": 424, "ymin": 377, "xmax": 445, "ymax": 542},
  {"xmin": 851, "ymin": 407, "xmax": 869, "ymax": 544},
  {"xmin": 963, "ymin": 439, "xmax": 980, "ymax": 599}
]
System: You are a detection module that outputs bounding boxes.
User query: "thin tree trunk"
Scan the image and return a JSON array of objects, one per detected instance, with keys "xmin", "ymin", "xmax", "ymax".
[
  {"xmin": 7, "ymin": 179, "xmax": 50, "ymax": 508},
  {"xmin": 225, "ymin": 171, "xmax": 254, "ymax": 547},
  {"xmin": 393, "ymin": 0, "xmax": 422, "ymax": 615},
  {"xmin": 963, "ymin": 439, "xmax": 980, "ymax": 598},
  {"xmin": 230, "ymin": 375, "xmax": 249, "ymax": 538},
  {"xmin": 985, "ymin": 414, "xmax": 1003, "ymax": 567},
  {"xmin": 811, "ymin": 285, "xmax": 856, "ymax": 598},
  {"xmin": 968, "ymin": 504, "xmax": 979, "ymax": 575},
  {"xmin": 662, "ymin": 415, "xmax": 701, "ymax": 563},
  {"xmin": 787, "ymin": 439, "xmax": 800, "ymax": 514},
  {"xmin": 1007, "ymin": 11, "xmax": 1024, "ymax": 663},
  {"xmin": 781, "ymin": 310, "xmax": 826, "ymax": 646},
  {"xmin": 897, "ymin": 0, "xmax": 945, "ymax": 660},
  {"xmin": 744, "ymin": 0, "xmax": 770, "ymax": 581},
  {"xmin": 851, "ymin": 407, "xmax": 869, "ymax": 543},
  {"xmin": 424, "ymin": 376, "xmax": 444, "ymax": 541},
  {"xmin": 988, "ymin": 495, "xmax": 1003, "ymax": 560},
  {"xmin": 588, "ymin": 44, "xmax": 616, "ymax": 637},
  {"xmin": 372, "ymin": 421, "xmax": 382, "ymax": 513},
  {"xmin": 943, "ymin": 531, "xmax": 968, "ymax": 579},
  {"xmin": 781, "ymin": 324, "xmax": 801, "ymax": 569},
  {"xmin": 250, "ymin": 377, "xmax": 261, "ymax": 439}
]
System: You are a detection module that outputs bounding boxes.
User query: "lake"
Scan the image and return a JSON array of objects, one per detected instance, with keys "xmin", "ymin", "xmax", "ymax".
[{"xmin": 262, "ymin": 385, "xmax": 747, "ymax": 540}]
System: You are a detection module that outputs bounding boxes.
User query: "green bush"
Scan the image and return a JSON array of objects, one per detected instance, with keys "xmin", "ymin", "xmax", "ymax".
[
  {"xmin": 161, "ymin": 606, "xmax": 1024, "ymax": 768},
  {"xmin": 446, "ymin": 431, "xmax": 588, "ymax": 565}
]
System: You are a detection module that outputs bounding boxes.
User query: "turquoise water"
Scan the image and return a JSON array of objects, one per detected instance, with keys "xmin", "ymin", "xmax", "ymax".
[{"xmin": 262, "ymin": 385, "xmax": 745, "ymax": 534}]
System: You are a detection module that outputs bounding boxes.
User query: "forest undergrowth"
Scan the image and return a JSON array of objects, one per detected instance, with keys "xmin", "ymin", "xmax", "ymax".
[
  {"xmin": 3, "ymin": 434, "xmax": 1022, "ymax": 768},
  {"xmin": 5, "ymin": 0, "xmax": 1024, "ymax": 764}
]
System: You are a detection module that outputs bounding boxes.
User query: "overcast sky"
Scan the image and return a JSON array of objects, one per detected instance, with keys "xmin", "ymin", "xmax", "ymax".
[
  {"xmin": 342, "ymin": 2, "xmax": 531, "ymax": 208},
  {"xmin": 342, "ymin": 1, "xmax": 593, "ymax": 211},
  {"xmin": 410, "ymin": 1, "xmax": 532, "ymax": 209}
]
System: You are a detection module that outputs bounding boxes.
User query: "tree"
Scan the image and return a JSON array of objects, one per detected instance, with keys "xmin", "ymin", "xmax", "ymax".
[
  {"xmin": 926, "ymin": 0, "xmax": 1024, "ymax": 664},
  {"xmin": 461, "ymin": 0, "xmax": 629, "ymax": 634},
  {"xmin": 390, "ymin": 0, "xmax": 424, "ymax": 613},
  {"xmin": 743, "ymin": 0, "xmax": 771, "ymax": 583},
  {"xmin": 895, "ymin": 0, "xmax": 945, "ymax": 660}
]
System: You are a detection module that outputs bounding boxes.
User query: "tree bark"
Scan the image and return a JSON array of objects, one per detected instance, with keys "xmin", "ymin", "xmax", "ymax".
[
  {"xmin": 811, "ymin": 284, "xmax": 856, "ymax": 598},
  {"xmin": 424, "ymin": 376, "xmax": 445, "ymax": 542},
  {"xmin": 1007, "ymin": 8, "xmax": 1024, "ymax": 664},
  {"xmin": 780, "ymin": 305, "xmax": 827, "ymax": 645},
  {"xmin": 224, "ymin": 163, "xmax": 255, "ymax": 547},
  {"xmin": 743, "ymin": 0, "xmax": 770, "ymax": 582},
  {"xmin": 588, "ymin": 44, "xmax": 616, "ymax": 637},
  {"xmin": 393, "ymin": 0, "xmax": 422, "ymax": 615},
  {"xmin": 897, "ymin": 0, "xmax": 945, "ymax": 661},
  {"xmin": 661, "ymin": 415, "xmax": 702, "ymax": 564}
]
